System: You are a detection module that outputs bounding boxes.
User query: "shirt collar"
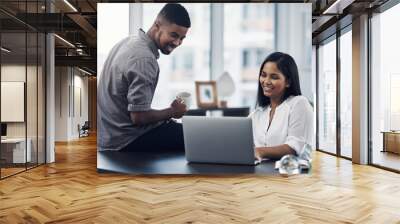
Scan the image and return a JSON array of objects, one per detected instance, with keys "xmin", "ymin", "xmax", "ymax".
[
  {"xmin": 138, "ymin": 28, "xmax": 160, "ymax": 59},
  {"xmin": 263, "ymin": 96, "xmax": 293, "ymax": 111}
]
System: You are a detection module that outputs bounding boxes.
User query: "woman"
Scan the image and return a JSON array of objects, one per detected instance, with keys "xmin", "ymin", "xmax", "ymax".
[{"xmin": 250, "ymin": 52, "xmax": 313, "ymax": 160}]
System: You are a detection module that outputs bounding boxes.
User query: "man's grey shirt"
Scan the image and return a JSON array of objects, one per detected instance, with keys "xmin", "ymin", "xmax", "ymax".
[{"xmin": 98, "ymin": 29, "xmax": 163, "ymax": 151}]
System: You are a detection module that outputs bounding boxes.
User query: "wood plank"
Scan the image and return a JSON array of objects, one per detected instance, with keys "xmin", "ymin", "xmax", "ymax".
[{"xmin": 1, "ymin": 134, "xmax": 400, "ymax": 223}]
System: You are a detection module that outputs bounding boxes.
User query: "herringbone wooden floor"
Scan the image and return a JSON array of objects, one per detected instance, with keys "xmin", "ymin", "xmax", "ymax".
[{"xmin": 1, "ymin": 134, "xmax": 400, "ymax": 224}]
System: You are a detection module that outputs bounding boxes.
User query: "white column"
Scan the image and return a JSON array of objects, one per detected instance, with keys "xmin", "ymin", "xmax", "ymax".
[
  {"xmin": 55, "ymin": 67, "xmax": 66, "ymax": 141},
  {"xmin": 46, "ymin": 32, "xmax": 55, "ymax": 163},
  {"xmin": 129, "ymin": 3, "xmax": 143, "ymax": 36},
  {"xmin": 352, "ymin": 14, "xmax": 369, "ymax": 164},
  {"xmin": 210, "ymin": 3, "xmax": 224, "ymax": 80},
  {"xmin": 68, "ymin": 67, "xmax": 74, "ymax": 140},
  {"xmin": 275, "ymin": 4, "xmax": 313, "ymax": 102}
]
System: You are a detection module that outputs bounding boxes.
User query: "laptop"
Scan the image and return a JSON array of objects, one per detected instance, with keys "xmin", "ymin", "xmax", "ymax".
[{"xmin": 182, "ymin": 116, "xmax": 260, "ymax": 165}]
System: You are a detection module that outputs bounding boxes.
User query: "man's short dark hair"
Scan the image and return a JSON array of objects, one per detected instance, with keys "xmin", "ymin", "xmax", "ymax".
[{"xmin": 158, "ymin": 3, "xmax": 191, "ymax": 28}]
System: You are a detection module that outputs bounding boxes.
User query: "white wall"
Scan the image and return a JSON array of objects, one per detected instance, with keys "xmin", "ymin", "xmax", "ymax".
[
  {"xmin": 55, "ymin": 67, "xmax": 89, "ymax": 141},
  {"xmin": 1, "ymin": 65, "xmax": 34, "ymax": 136},
  {"xmin": 73, "ymin": 73, "xmax": 89, "ymax": 138},
  {"xmin": 55, "ymin": 67, "xmax": 68, "ymax": 141},
  {"xmin": 1, "ymin": 64, "xmax": 46, "ymax": 163}
]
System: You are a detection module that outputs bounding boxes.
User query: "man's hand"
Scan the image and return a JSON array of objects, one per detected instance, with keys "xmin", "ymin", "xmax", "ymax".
[{"xmin": 170, "ymin": 99, "xmax": 187, "ymax": 119}]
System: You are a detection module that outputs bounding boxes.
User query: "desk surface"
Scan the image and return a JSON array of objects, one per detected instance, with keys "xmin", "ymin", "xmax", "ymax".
[
  {"xmin": 381, "ymin": 131, "xmax": 400, "ymax": 134},
  {"xmin": 1, "ymin": 138, "xmax": 27, "ymax": 143},
  {"xmin": 188, "ymin": 107, "xmax": 249, "ymax": 111},
  {"xmin": 97, "ymin": 151, "xmax": 279, "ymax": 175}
]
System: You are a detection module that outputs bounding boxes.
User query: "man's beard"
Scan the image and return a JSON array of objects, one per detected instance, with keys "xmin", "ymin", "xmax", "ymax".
[
  {"xmin": 160, "ymin": 47, "xmax": 171, "ymax": 55},
  {"xmin": 156, "ymin": 32, "xmax": 171, "ymax": 55}
]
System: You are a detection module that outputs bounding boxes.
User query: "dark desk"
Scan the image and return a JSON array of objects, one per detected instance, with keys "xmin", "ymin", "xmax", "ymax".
[
  {"xmin": 185, "ymin": 107, "xmax": 250, "ymax": 117},
  {"xmin": 97, "ymin": 151, "xmax": 279, "ymax": 175}
]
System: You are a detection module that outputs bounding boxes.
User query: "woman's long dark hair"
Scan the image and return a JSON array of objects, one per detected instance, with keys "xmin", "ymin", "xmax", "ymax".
[{"xmin": 256, "ymin": 52, "xmax": 302, "ymax": 108}]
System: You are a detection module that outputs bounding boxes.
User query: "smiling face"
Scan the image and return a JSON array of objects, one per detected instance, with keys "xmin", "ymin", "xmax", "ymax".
[
  {"xmin": 259, "ymin": 62, "xmax": 289, "ymax": 102},
  {"xmin": 154, "ymin": 21, "xmax": 188, "ymax": 55}
]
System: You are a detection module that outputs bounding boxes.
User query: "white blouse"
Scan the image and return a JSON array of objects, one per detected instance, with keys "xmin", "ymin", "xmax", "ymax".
[{"xmin": 249, "ymin": 95, "xmax": 314, "ymax": 156}]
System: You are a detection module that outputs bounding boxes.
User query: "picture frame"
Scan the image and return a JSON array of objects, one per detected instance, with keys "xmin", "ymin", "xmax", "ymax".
[{"xmin": 195, "ymin": 81, "xmax": 218, "ymax": 108}]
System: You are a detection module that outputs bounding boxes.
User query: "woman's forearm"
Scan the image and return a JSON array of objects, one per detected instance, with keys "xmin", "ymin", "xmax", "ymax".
[{"xmin": 256, "ymin": 144, "xmax": 296, "ymax": 159}]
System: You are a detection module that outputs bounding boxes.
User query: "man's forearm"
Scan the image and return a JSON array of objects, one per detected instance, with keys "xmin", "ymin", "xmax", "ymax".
[{"xmin": 130, "ymin": 108, "xmax": 172, "ymax": 126}]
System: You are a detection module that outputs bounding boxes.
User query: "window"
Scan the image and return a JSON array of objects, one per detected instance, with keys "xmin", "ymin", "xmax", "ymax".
[
  {"xmin": 256, "ymin": 49, "xmax": 266, "ymax": 65},
  {"xmin": 99, "ymin": 3, "xmax": 311, "ymax": 111},
  {"xmin": 142, "ymin": 3, "xmax": 211, "ymax": 109},
  {"xmin": 371, "ymin": 3, "xmax": 400, "ymax": 170},
  {"xmin": 390, "ymin": 75, "xmax": 400, "ymax": 130},
  {"xmin": 0, "ymin": 1, "xmax": 46, "ymax": 179},
  {"xmin": 183, "ymin": 51, "xmax": 194, "ymax": 70},
  {"xmin": 97, "ymin": 3, "xmax": 129, "ymax": 79},
  {"xmin": 339, "ymin": 29, "xmax": 352, "ymax": 158},
  {"xmin": 242, "ymin": 50, "xmax": 249, "ymax": 68},
  {"xmin": 224, "ymin": 4, "xmax": 275, "ymax": 108},
  {"xmin": 242, "ymin": 5, "xmax": 249, "ymax": 19},
  {"xmin": 318, "ymin": 37, "xmax": 337, "ymax": 154}
]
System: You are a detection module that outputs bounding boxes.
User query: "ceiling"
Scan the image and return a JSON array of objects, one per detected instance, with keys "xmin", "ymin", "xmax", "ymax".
[
  {"xmin": 0, "ymin": 0, "xmax": 393, "ymax": 76},
  {"xmin": 311, "ymin": 0, "xmax": 389, "ymax": 43},
  {"xmin": 1, "ymin": 0, "xmax": 97, "ymax": 74}
]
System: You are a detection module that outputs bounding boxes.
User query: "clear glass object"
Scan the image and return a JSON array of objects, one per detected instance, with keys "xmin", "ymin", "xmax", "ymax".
[
  {"xmin": 298, "ymin": 143, "xmax": 313, "ymax": 170},
  {"xmin": 299, "ymin": 143, "xmax": 312, "ymax": 162},
  {"xmin": 276, "ymin": 144, "xmax": 313, "ymax": 176},
  {"xmin": 278, "ymin": 154, "xmax": 300, "ymax": 175}
]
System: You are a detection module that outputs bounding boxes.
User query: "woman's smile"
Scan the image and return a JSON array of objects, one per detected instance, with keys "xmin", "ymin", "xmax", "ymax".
[{"xmin": 263, "ymin": 85, "xmax": 274, "ymax": 93}]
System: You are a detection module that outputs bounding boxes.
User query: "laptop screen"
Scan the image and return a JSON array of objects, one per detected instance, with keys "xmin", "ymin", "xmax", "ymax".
[{"xmin": 1, "ymin": 123, "xmax": 7, "ymax": 137}]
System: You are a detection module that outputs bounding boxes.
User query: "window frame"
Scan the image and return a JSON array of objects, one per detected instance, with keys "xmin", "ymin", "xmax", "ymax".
[{"xmin": 315, "ymin": 24, "xmax": 353, "ymax": 161}]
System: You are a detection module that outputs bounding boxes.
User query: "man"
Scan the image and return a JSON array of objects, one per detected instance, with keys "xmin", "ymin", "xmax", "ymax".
[{"xmin": 98, "ymin": 3, "xmax": 190, "ymax": 152}]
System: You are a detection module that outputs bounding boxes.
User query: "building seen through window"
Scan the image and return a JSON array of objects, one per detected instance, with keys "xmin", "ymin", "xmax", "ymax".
[{"xmin": 99, "ymin": 3, "xmax": 311, "ymax": 111}]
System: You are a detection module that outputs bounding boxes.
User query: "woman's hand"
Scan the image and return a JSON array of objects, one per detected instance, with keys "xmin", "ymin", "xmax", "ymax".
[
  {"xmin": 255, "ymin": 145, "xmax": 296, "ymax": 160},
  {"xmin": 254, "ymin": 147, "xmax": 263, "ymax": 161}
]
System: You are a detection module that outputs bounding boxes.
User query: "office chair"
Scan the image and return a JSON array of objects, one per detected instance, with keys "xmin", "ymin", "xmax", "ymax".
[{"xmin": 79, "ymin": 121, "xmax": 90, "ymax": 138}]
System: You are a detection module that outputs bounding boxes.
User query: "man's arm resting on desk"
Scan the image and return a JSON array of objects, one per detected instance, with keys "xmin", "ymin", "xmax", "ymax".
[
  {"xmin": 130, "ymin": 108, "xmax": 173, "ymax": 126},
  {"xmin": 130, "ymin": 99, "xmax": 187, "ymax": 126}
]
